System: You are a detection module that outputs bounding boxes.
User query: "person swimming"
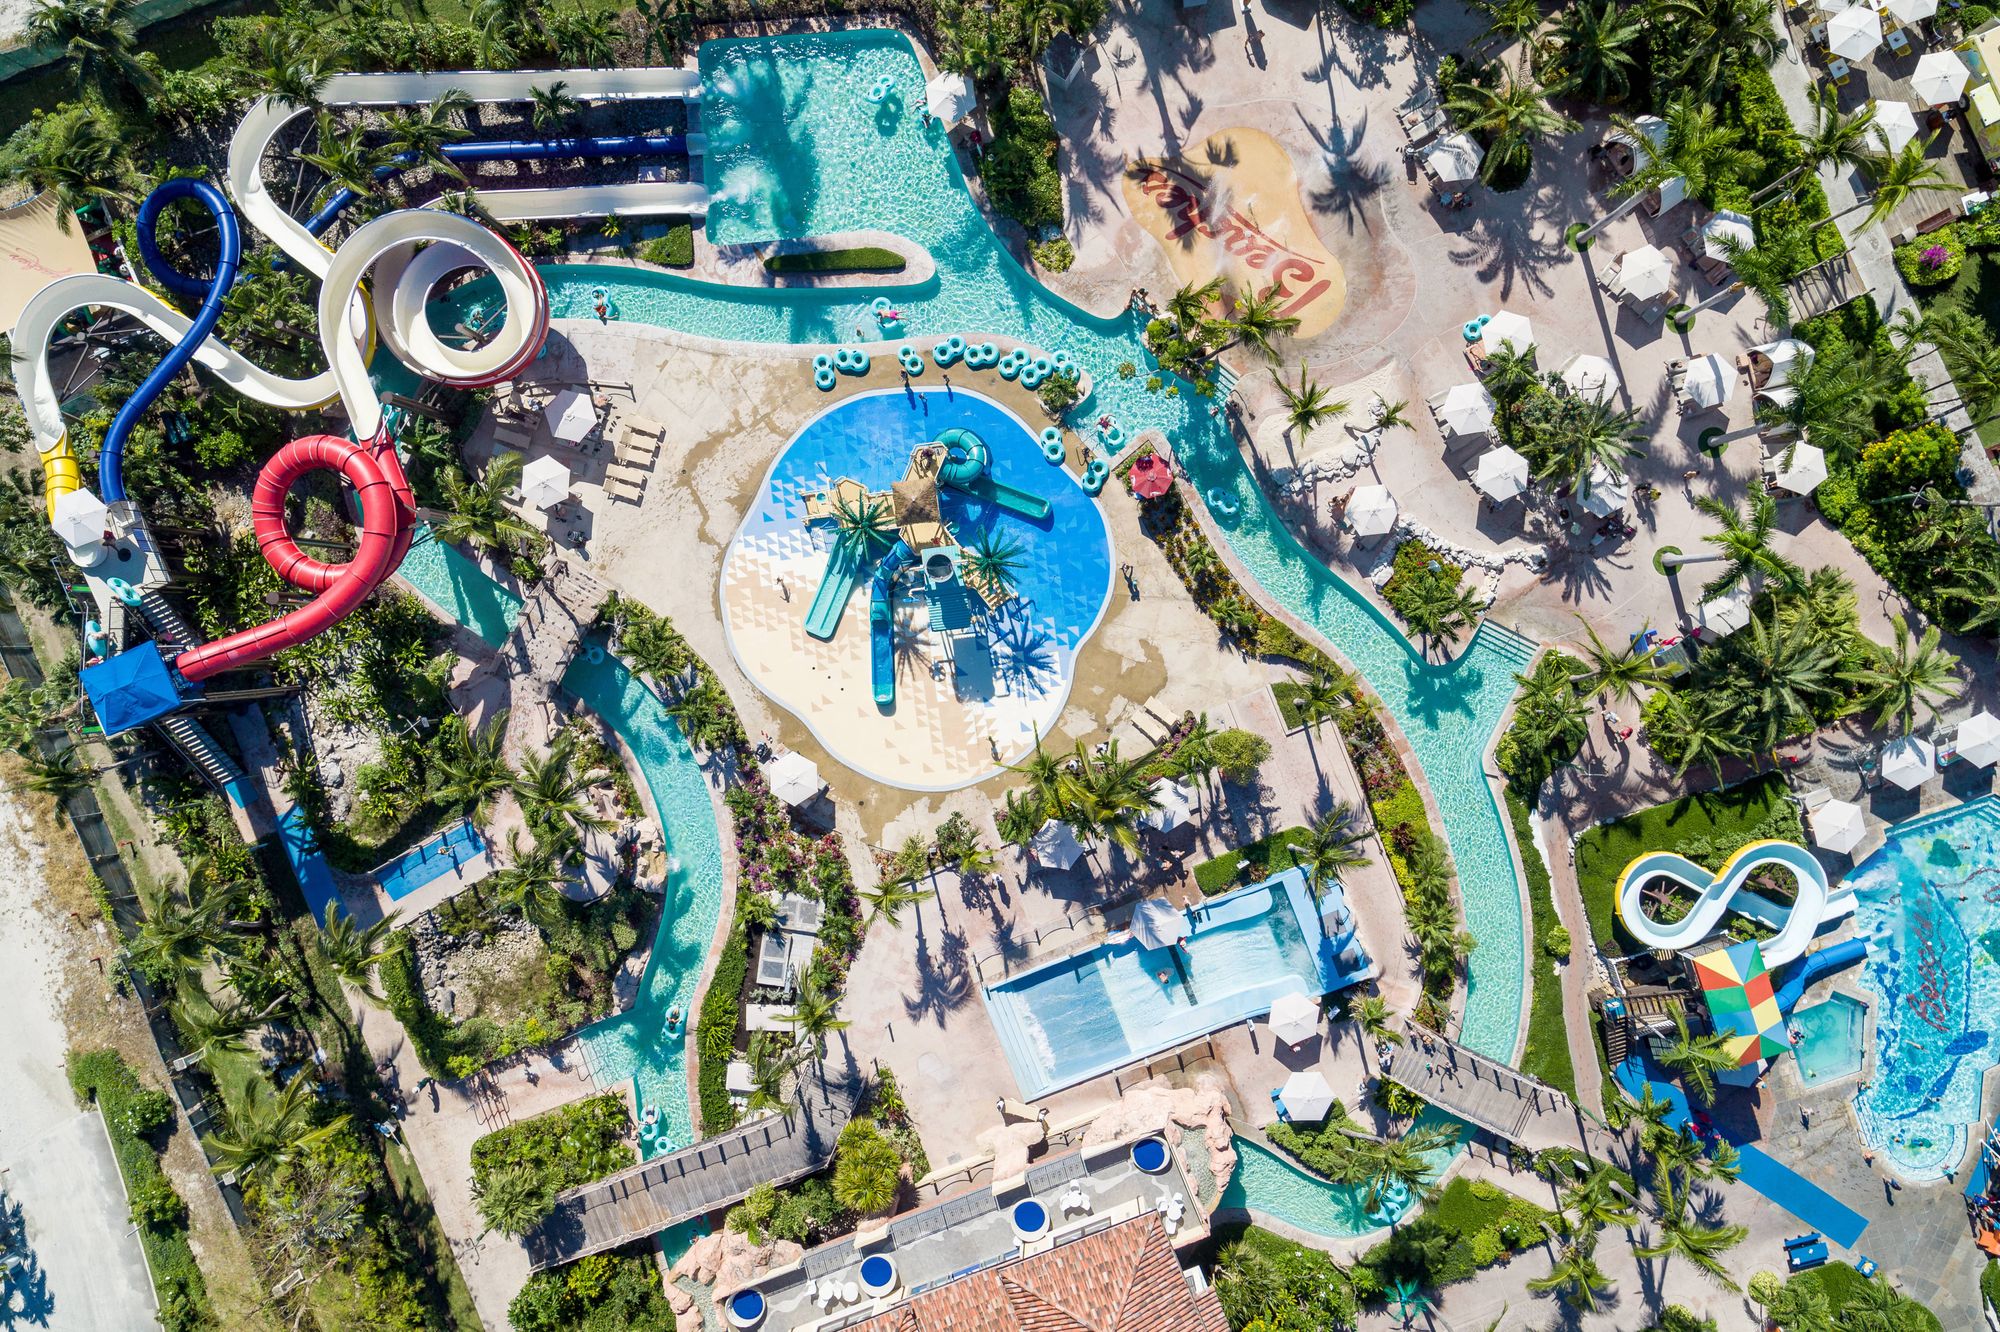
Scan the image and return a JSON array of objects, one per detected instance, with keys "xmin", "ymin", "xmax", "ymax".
[{"xmin": 666, "ymin": 1006, "xmax": 683, "ymax": 1031}]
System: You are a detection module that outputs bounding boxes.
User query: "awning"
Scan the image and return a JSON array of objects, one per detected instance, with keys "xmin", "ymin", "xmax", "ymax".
[
  {"xmin": 1029, "ymin": 818, "xmax": 1087, "ymax": 870},
  {"xmin": 1580, "ymin": 462, "xmax": 1630, "ymax": 517},
  {"xmin": 1976, "ymin": 84, "xmax": 2000, "ymax": 130},
  {"xmin": 81, "ymin": 642, "xmax": 184, "ymax": 736},
  {"xmin": 1691, "ymin": 940, "xmax": 1789, "ymax": 1074},
  {"xmin": 1279, "ymin": 1069, "xmax": 1336, "ymax": 1121},
  {"xmin": 1882, "ymin": 735, "xmax": 1937, "ymax": 790},
  {"xmin": 1698, "ymin": 589, "xmax": 1752, "ymax": 636}
]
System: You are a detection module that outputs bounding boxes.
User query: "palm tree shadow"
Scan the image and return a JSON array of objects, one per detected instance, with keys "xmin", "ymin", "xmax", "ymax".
[
  {"xmin": 901, "ymin": 924, "xmax": 974, "ymax": 1027},
  {"xmin": 1448, "ymin": 205, "xmax": 1571, "ymax": 303},
  {"xmin": 987, "ymin": 604, "xmax": 1059, "ymax": 694}
]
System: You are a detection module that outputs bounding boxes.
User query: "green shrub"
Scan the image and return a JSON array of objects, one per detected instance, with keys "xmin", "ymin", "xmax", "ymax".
[
  {"xmin": 1038, "ymin": 368, "xmax": 1083, "ymax": 417},
  {"xmin": 1031, "ymin": 237, "xmax": 1074, "ymax": 271},
  {"xmin": 832, "ymin": 1119, "xmax": 903, "ymax": 1215},
  {"xmin": 764, "ymin": 246, "xmax": 907, "ymax": 274},
  {"xmin": 508, "ymin": 1248, "xmax": 676, "ymax": 1332},
  {"xmin": 470, "ymin": 1093, "xmax": 634, "ymax": 1209},
  {"xmin": 1211, "ymin": 1224, "xmax": 1359, "ymax": 1331},
  {"xmin": 1212, "ymin": 728, "xmax": 1272, "ymax": 782},
  {"xmin": 1352, "ymin": 1177, "xmax": 1553, "ymax": 1293},
  {"xmin": 1192, "ymin": 826, "xmax": 1310, "ymax": 894},
  {"xmin": 697, "ymin": 925, "xmax": 752, "ymax": 1133},
  {"xmin": 120, "ymin": 1085, "xmax": 177, "ymax": 1139},
  {"xmin": 1858, "ymin": 422, "xmax": 1960, "ymax": 496},
  {"xmin": 1494, "ymin": 651, "xmax": 1586, "ymax": 797},
  {"xmin": 979, "ymin": 84, "xmax": 1064, "ymax": 229},
  {"xmin": 1983, "ymin": 1260, "xmax": 2000, "ymax": 1314},
  {"xmin": 191, "ymin": 427, "xmax": 255, "ymax": 472},
  {"xmin": 1373, "ymin": 1079, "xmax": 1430, "ymax": 1119},
  {"xmin": 1896, "ymin": 227, "xmax": 1966, "ymax": 286},
  {"xmin": 1507, "ymin": 790, "xmax": 1576, "ymax": 1097},
  {"xmin": 1381, "ymin": 540, "xmax": 1466, "ymax": 625},
  {"xmin": 641, "ymin": 219, "xmax": 694, "ymax": 268}
]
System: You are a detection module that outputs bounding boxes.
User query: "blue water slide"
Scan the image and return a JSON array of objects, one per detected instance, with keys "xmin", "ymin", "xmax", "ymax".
[
  {"xmin": 934, "ymin": 426, "xmax": 1051, "ymax": 521},
  {"xmin": 869, "ymin": 539, "xmax": 913, "ymax": 706},
  {"xmin": 107, "ymin": 178, "xmax": 242, "ymax": 502},
  {"xmin": 1774, "ymin": 937, "xmax": 1868, "ymax": 1013}
]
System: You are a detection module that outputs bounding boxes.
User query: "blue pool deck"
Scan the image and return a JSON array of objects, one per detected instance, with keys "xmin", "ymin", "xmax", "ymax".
[{"xmin": 984, "ymin": 869, "xmax": 1375, "ymax": 1101}]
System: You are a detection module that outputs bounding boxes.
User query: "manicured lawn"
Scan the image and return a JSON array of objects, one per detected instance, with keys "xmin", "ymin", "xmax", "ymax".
[
  {"xmin": 764, "ymin": 246, "xmax": 907, "ymax": 274},
  {"xmin": 1573, "ymin": 772, "xmax": 1795, "ymax": 953},
  {"xmin": 1505, "ymin": 789, "xmax": 1576, "ymax": 1097},
  {"xmin": 1192, "ymin": 826, "xmax": 1310, "ymax": 895}
]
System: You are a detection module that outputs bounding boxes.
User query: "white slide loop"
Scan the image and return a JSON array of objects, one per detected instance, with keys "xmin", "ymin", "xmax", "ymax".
[{"xmin": 1614, "ymin": 839, "xmax": 1839, "ymax": 967}]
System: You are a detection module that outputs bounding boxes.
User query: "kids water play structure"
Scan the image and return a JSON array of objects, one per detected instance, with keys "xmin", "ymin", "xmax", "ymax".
[{"xmin": 1614, "ymin": 839, "xmax": 1853, "ymax": 967}]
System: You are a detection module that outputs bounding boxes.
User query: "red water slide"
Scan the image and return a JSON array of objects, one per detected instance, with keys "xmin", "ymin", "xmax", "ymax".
[{"xmin": 175, "ymin": 433, "xmax": 416, "ymax": 683}]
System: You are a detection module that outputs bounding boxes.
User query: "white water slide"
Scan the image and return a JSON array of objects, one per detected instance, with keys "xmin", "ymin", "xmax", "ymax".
[{"xmin": 1613, "ymin": 839, "xmax": 1853, "ymax": 967}]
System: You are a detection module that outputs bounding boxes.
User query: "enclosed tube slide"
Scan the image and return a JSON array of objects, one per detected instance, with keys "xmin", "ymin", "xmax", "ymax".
[
  {"xmin": 1773, "ymin": 937, "xmax": 1868, "ymax": 1013},
  {"xmin": 934, "ymin": 426, "xmax": 1051, "ymax": 521},
  {"xmin": 869, "ymin": 540, "xmax": 914, "ymax": 706}
]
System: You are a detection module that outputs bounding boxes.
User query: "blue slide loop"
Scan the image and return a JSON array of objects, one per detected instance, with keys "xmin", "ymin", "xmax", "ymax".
[{"xmin": 104, "ymin": 178, "xmax": 242, "ymax": 502}]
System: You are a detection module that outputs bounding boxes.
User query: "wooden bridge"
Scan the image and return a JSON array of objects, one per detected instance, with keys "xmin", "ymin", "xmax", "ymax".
[
  {"xmin": 521, "ymin": 1072, "xmax": 863, "ymax": 1270},
  {"xmin": 1385, "ymin": 1023, "xmax": 1619, "ymax": 1158}
]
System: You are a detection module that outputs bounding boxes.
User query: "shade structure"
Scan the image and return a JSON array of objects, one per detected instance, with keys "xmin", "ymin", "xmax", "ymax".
[
  {"xmin": 1424, "ymin": 132, "xmax": 1483, "ymax": 184},
  {"xmin": 1752, "ymin": 338, "xmax": 1816, "ymax": 389},
  {"xmin": 1279, "ymin": 1069, "xmax": 1336, "ymax": 1122},
  {"xmin": 1436, "ymin": 382, "xmax": 1497, "ymax": 436},
  {"xmin": 924, "ymin": 71, "xmax": 977, "ymax": 126},
  {"xmin": 1579, "ymin": 462, "xmax": 1630, "ymax": 517},
  {"xmin": 1142, "ymin": 777, "xmax": 1197, "ymax": 832},
  {"xmin": 1885, "ymin": 0, "xmax": 1938, "ymax": 18},
  {"xmin": 1828, "ymin": 4, "xmax": 1883, "ymax": 59},
  {"xmin": 1957, "ymin": 711, "xmax": 2000, "ymax": 767},
  {"xmin": 1348, "ymin": 483, "xmax": 1398, "ymax": 537},
  {"xmin": 1882, "ymin": 735, "xmax": 1937, "ymax": 790},
  {"xmin": 79, "ymin": 642, "xmax": 183, "ymax": 736},
  {"xmin": 1870, "ymin": 99, "xmax": 1920, "ymax": 155},
  {"xmin": 543, "ymin": 388, "xmax": 599, "ymax": 442},
  {"xmin": 1473, "ymin": 445, "xmax": 1530, "ymax": 502},
  {"xmin": 1618, "ymin": 244, "xmax": 1676, "ymax": 302},
  {"xmin": 764, "ymin": 750, "xmax": 822, "ymax": 807},
  {"xmin": 1480, "ymin": 311, "xmax": 1535, "ymax": 355},
  {"xmin": 1559, "ymin": 353, "xmax": 1621, "ymax": 403},
  {"xmin": 1809, "ymin": 798, "xmax": 1867, "ymax": 854},
  {"xmin": 1267, "ymin": 990, "xmax": 1320, "ymax": 1045},
  {"xmin": 1611, "ymin": 117, "xmax": 1688, "ymax": 213},
  {"xmin": 1698, "ymin": 211, "xmax": 1756, "ymax": 261},
  {"xmin": 1029, "ymin": 818, "xmax": 1087, "ymax": 870},
  {"xmin": 1130, "ymin": 897, "xmax": 1191, "ymax": 951},
  {"xmin": 1913, "ymin": 51, "xmax": 1971, "ymax": 106},
  {"xmin": 1681, "ymin": 353, "xmax": 1737, "ymax": 409},
  {"xmin": 1698, "ymin": 589, "xmax": 1752, "ymax": 636},
  {"xmin": 50, "ymin": 487, "xmax": 110, "ymax": 548},
  {"xmin": 1773, "ymin": 443, "xmax": 1828, "ymax": 495},
  {"xmin": 1692, "ymin": 940, "xmax": 1790, "ymax": 1079},
  {"xmin": 520, "ymin": 454, "xmax": 572, "ymax": 510},
  {"xmin": 1130, "ymin": 452, "xmax": 1173, "ymax": 499}
]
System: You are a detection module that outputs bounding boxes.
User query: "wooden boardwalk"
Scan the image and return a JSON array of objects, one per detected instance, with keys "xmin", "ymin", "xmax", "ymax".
[
  {"xmin": 521, "ymin": 1073, "xmax": 862, "ymax": 1270},
  {"xmin": 1386, "ymin": 1023, "xmax": 1619, "ymax": 1158}
]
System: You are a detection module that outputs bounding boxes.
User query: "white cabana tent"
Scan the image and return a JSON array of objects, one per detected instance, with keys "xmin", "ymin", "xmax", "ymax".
[
  {"xmin": 543, "ymin": 388, "xmax": 600, "ymax": 442},
  {"xmin": 1828, "ymin": 5, "xmax": 1883, "ymax": 60},
  {"xmin": 1143, "ymin": 777, "xmax": 1198, "ymax": 832},
  {"xmin": 1698, "ymin": 589, "xmax": 1752, "ymax": 636},
  {"xmin": 1808, "ymin": 799, "xmax": 1867, "ymax": 854},
  {"xmin": 1681, "ymin": 353, "xmax": 1737, "ymax": 410},
  {"xmin": 1871, "ymin": 100, "xmax": 1921, "ymax": 155},
  {"xmin": 1425, "ymin": 133, "xmax": 1483, "ymax": 184},
  {"xmin": 1473, "ymin": 445, "xmax": 1530, "ymax": 502},
  {"xmin": 1913, "ymin": 51, "xmax": 1972, "ymax": 107},
  {"xmin": 924, "ymin": 71, "xmax": 977, "ymax": 126},
  {"xmin": 520, "ymin": 454, "xmax": 572, "ymax": 510},
  {"xmin": 1267, "ymin": 990, "xmax": 1320, "ymax": 1046},
  {"xmin": 1279, "ymin": 1070, "xmax": 1337, "ymax": 1121},
  {"xmin": 1130, "ymin": 898, "xmax": 1191, "ymax": 951},
  {"xmin": 764, "ymin": 750, "xmax": 823, "ymax": 807},
  {"xmin": 1751, "ymin": 338, "xmax": 1816, "ymax": 389},
  {"xmin": 1611, "ymin": 117, "xmax": 1688, "ymax": 213},
  {"xmin": 1348, "ymin": 484, "xmax": 1399, "ymax": 537},
  {"xmin": 1480, "ymin": 311, "xmax": 1535, "ymax": 355},
  {"xmin": 1773, "ymin": 443, "xmax": 1829, "ymax": 496},
  {"xmin": 1029, "ymin": 818, "xmax": 1087, "ymax": 870},
  {"xmin": 1560, "ymin": 353, "xmax": 1622, "ymax": 403},
  {"xmin": 1580, "ymin": 462, "xmax": 1631, "ymax": 517},
  {"xmin": 1956, "ymin": 711, "xmax": 2000, "ymax": 767},
  {"xmin": 1434, "ymin": 382, "xmax": 1497, "ymax": 437},
  {"xmin": 1617, "ymin": 244, "xmax": 1677, "ymax": 303},
  {"xmin": 1882, "ymin": 735, "xmax": 1937, "ymax": 790},
  {"xmin": 1698, "ymin": 211, "xmax": 1756, "ymax": 260}
]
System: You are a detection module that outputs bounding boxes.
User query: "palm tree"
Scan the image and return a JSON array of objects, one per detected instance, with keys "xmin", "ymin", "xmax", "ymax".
[
  {"xmin": 432, "ymin": 710, "xmax": 514, "ymax": 816},
  {"xmin": 6, "ymin": 105, "xmax": 135, "ymax": 226},
  {"xmin": 382, "ymin": 89, "xmax": 473, "ymax": 181},
  {"xmin": 512, "ymin": 734, "xmax": 613, "ymax": 852},
  {"xmin": 858, "ymin": 877, "xmax": 936, "ymax": 928},
  {"xmin": 128, "ymin": 869, "xmax": 244, "ymax": 987},
  {"xmin": 1842, "ymin": 613, "xmax": 1961, "ymax": 734},
  {"xmin": 1670, "ymin": 233, "xmax": 1797, "ymax": 330},
  {"xmin": 21, "ymin": 743, "xmax": 91, "ymax": 798},
  {"xmin": 1656, "ymin": 1003, "xmax": 1737, "ymax": 1107},
  {"xmin": 1475, "ymin": 0, "xmax": 1543, "ymax": 46},
  {"xmin": 1663, "ymin": 490, "xmax": 1803, "ymax": 598},
  {"xmin": 1352, "ymin": 994, "xmax": 1400, "ymax": 1072},
  {"xmin": 1560, "ymin": 1162, "xmax": 1638, "ymax": 1234},
  {"xmin": 962, "ymin": 529, "xmax": 1024, "ymax": 598},
  {"xmin": 778, "ymin": 968, "xmax": 850, "ymax": 1058},
  {"xmin": 1943, "ymin": 561, "xmax": 2000, "ymax": 637},
  {"xmin": 745, "ymin": 1031, "xmax": 801, "ymax": 1118},
  {"xmin": 1532, "ymin": 397, "xmax": 1645, "ymax": 499},
  {"xmin": 1350, "ymin": 1120, "xmax": 1456, "ymax": 1211},
  {"xmin": 1643, "ymin": 689, "xmax": 1749, "ymax": 781},
  {"xmin": 1293, "ymin": 668, "xmax": 1349, "ymax": 737},
  {"xmin": 1655, "ymin": 0, "xmax": 1782, "ymax": 98},
  {"xmin": 433, "ymin": 452, "xmax": 538, "ymax": 557},
  {"xmin": 26, "ymin": 0, "xmax": 157, "ymax": 109},
  {"xmin": 317, "ymin": 903, "xmax": 396, "ymax": 1000},
  {"xmin": 1576, "ymin": 94, "xmax": 1756, "ymax": 249},
  {"xmin": 1837, "ymin": 138, "xmax": 1956, "ymax": 232},
  {"xmin": 254, "ymin": 23, "xmax": 329, "ymax": 109},
  {"xmin": 203, "ymin": 1077, "xmax": 349, "ymax": 1185},
  {"xmin": 1529, "ymin": 1235, "xmax": 1616, "ymax": 1311},
  {"xmin": 831, "ymin": 492, "xmax": 896, "ymax": 563},
  {"xmin": 1720, "ymin": 614, "xmax": 1839, "ymax": 752},
  {"xmin": 171, "ymin": 989, "xmax": 264, "ymax": 1067},
  {"xmin": 474, "ymin": 1163, "xmax": 554, "ymax": 1237},
  {"xmin": 1166, "ymin": 277, "xmax": 1223, "ymax": 332},
  {"xmin": 1480, "ymin": 339, "xmax": 1542, "ymax": 407},
  {"xmin": 1755, "ymin": 87, "xmax": 1879, "ymax": 204},
  {"xmin": 1062, "ymin": 740, "xmax": 1160, "ymax": 854},
  {"xmin": 1401, "ymin": 576, "xmax": 1484, "ymax": 658},
  {"xmin": 1444, "ymin": 68, "xmax": 1577, "ymax": 185},
  {"xmin": 300, "ymin": 112, "xmax": 392, "ymax": 200},
  {"xmin": 492, "ymin": 831, "xmax": 575, "ymax": 928},
  {"xmin": 548, "ymin": 3, "xmax": 618, "ymax": 65},
  {"xmin": 1571, "ymin": 617, "xmax": 1670, "ymax": 704},
  {"xmin": 1635, "ymin": 1172, "xmax": 1747, "ymax": 1288},
  {"xmin": 1274, "ymin": 364, "xmax": 1345, "ymax": 444},
  {"xmin": 1217, "ymin": 283, "xmax": 1301, "ymax": 362},
  {"xmin": 1288, "ymin": 803, "xmax": 1372, "ymax": 921},
  {"xmin": 1546, "ymin": 0, "xmax": 1642, "ymax": 103},
  {"xmin": 527, "ymin": 81, "xmax": 582, "ymax": 134}
]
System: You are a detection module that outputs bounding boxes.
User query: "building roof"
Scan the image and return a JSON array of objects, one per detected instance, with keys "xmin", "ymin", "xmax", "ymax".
[{"xmin": 846, "ymin": 1214, "xmax": 1227, "ymax": 1332}]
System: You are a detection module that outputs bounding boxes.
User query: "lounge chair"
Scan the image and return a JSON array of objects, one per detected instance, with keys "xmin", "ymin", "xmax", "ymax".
[
  {"xmin": 607, "ymin": 462, "xmax": 649, "ymax": 488},
  {"xmin": 606, "ymin": 475, "xmax": 645, "ymax": 504},
  {"xmin": 626, "ymin": 413, "xmax": 667, "ymax": 440}
]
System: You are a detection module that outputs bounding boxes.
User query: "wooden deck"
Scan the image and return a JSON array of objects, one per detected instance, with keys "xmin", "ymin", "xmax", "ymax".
[
  {"xmin": 1386, "ymin": 1023, "xmax": 1619, "ymax": 1158},
  {"xmin": 521, "ymin": 1072, "xmax": 863, "ymax": 1270}
]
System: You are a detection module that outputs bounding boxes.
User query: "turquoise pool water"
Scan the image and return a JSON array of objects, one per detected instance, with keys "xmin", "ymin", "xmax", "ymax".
[
  {"xmin": 1219, "ymin": 1110, "xmax": 1461, "ymax": 1232},
  {"xmin": 1792, "ymin": 993, "xmax": 1867, "ymax": 1085},
  {"xmin": 375, "ymin": 818, "xmax": 485, "ymax": 900},
  {"xmin": 1847, "ymin": 797, "xmax": 2000, "ymax": 1180}
]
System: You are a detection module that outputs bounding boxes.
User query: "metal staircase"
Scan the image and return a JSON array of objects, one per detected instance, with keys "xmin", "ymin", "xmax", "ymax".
[
  {"xmin": 155, "ymin": 714, "xmax": 245, "ymax": 793},
  {"xmin": 135, "ymin": 588, "xmax": 204, "ymax": 662}
]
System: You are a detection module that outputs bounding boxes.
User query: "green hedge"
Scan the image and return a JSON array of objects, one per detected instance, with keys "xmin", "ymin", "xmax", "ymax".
[
  {"xmin": 1352, "ymin": 1177, "xmax": 1553, "ymax": 1295},
  {"xmin": 979, "ymin": 83, "xmax": 1064, "ymax": 229},
  {"xmin": 1790, "ymin": 1263, "xmax": 1940, "ymax": 1331},
  {"xmin": 1506, "ymin": 789, "xmax": 1576, "ymax": 1097},
  {"xmin": 641, "ymin": 219, "xmax": 694, "ymax": 268},
  {"xmin": 1191, "ymin": 826, "xmax": 1311, "ymax": 895},
  {"xmin": 68, "ymin": 1051, "xmax": 211, "ymax": 1332},
  {"xmin": 469, "ymin": 1093, "xmax": 635, "ymax": 1203},
  {"xmin": 697, "ymin": 924, "xmax": 751, "ymax": 1134},
  {"xmin": 764, "ymin": 247, "xmax": 907, "ymax": 274},
  {"xmin": 1983, "ymin": 1260, "xmax": 2000, "ymax": 1315}
]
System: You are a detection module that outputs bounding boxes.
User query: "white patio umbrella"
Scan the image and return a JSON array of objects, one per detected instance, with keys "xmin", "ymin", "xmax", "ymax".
[
  {"xmin": 1956, "ymin": 711, "xmax": 2000, "ymax": 767},
  {"xmin": 1480, "ymin": 311, "xmax": 1536, "ymax": 355},
  {"xmin": 764, "ymin": 750, "xmax": 822, "ymax": 807},
  {"xmin": 1773, "ymin": 443, "xmax": 1829, "ymax": 496},
  {"xmin": 1698, "ymin": 589, "xmax": 1752, "ymax": 636},
  {"xmin": 1435, "ymin": 382, "xmax": 1496, "ymax": 436},
  {"xmin": 1913, "ymin": 51, "xmax": 1972, "ymax": 107},
  {"xmin": 1473, "ymin": 445, "xmax": 1530, "ymax": 502},
  {"xmin": 1424, "ymin": 133, "xmax": 1483, "ymax": 185},
  {"xmin": 1348, "ymin": 483, "xmax": 1399, "ymax": 537},
  {"xmin": 1560, "ymin": 353, "xmax": 1622, "ymax": 403},
  {"xmin": 1698, "ymin": 211, "xmax": 1756, "ymax": 260},
  {"xmin": 1268, "ymin": 991, "xmax": 1320, "ymax": 1046},
  {"xmin": 1882, "ymin": 735, "xmax": 1937, "ymax": 790},
  {"xmin": 1809, "ymin": 799, "xmax": 1867, "ymax": 855},
  {"xmin": 1579, "ymin": 462, "xmax": 1630, "ymax": 517},
  {"xmin": 925, "ymin": 71, "xmax": 977, "ymax": 126},
  {"xmin": 1870, "ymin": 100, "xmax": 1920, "ymax": 156},
  {"xmin": 1279, "ymin": 1070, "xmax": 1336, "ymax": 1122},
  {"xmin": 1618, "ymin": 245, "xmax": 1676, "ymax": 303},
  {"xmin": 543, "ymin": 388, "xmax": 600, "ymax": 442},
  {"xmin": 1886, "ymin": 0, "xmax": 1937, "ymax": 24},
  {"xmin": 1143, "ymin": 777, "xmax": 1198, "ymax": 832},
  {"xmin": 1029, "ymin": 818, "xmax": 1087, "ymax": 870},
  {"xmin": 1828, "ymin": 5, "xmax": 1883, "ymax": 60},
  {"xmin": 50, "ymin": 487, "xmax": 110, "ymax": 548},
  {"xmin": 1130, "ymin": 898, "xmax": 1191, "ymax": 951},
  {"xmin": 520, "ymin": 454, "xmax": 572, "ymax": 510},
  {"xmin": 1681, "ymin": 353, "xmax": 1737, "ymax": 410}
]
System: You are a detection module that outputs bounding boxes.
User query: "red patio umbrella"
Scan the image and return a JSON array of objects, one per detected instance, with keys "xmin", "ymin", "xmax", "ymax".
[{"xmin": 1131, "ymin": 452, "xmax": 1172, "ymax": 499}]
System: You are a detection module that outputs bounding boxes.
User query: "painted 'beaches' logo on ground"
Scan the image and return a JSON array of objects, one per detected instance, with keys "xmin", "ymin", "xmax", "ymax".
[{"xmin": 1121, "ymin": 128, "xmax": 1345, "ymax": 340}]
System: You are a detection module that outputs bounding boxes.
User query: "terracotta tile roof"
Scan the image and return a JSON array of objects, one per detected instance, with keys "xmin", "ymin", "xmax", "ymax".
[{"xmin": 846, "ymin": 1215, "xmax": 1227, "ymax": 1332}]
